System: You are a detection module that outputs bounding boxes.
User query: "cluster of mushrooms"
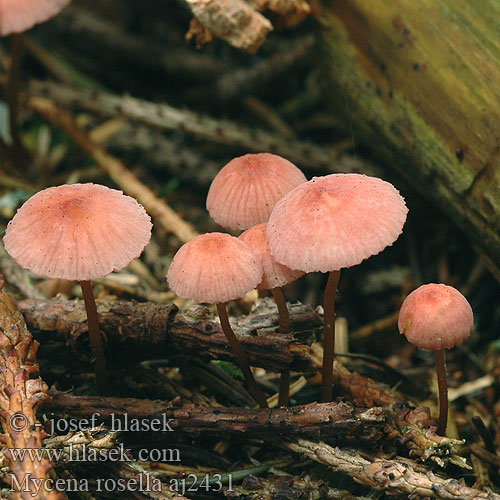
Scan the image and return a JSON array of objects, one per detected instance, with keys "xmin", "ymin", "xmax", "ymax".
[
  {"xmin": 0, "ymin": 0, "xmax": 475, "ymax": 439},
  {"xmin": 166, "ymin": 152, "xmax": 475, "ymax": 433},
  {"xmin": 2, "ymin": 154, "xmax": 473, "ymax": 435}
]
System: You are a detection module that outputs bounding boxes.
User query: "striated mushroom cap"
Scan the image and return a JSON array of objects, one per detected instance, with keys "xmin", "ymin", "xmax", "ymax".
[
  {"xmin": 3, "ymin": 183, "xmax": 152, "ymax": 281},
  {"xmin": 167, "ymin": 232, "xmax": 263, "ymax": 303},
  {"xmin": 267, "ymin": 173, "xmax": 408, "ymax": 273},
  {"xmin": 0, "ymin": 0, "xmax": 70, "ymax": 36},
  {"xmin": 206, "ymin": 153, "xmax": 307, "ymax": 231},
  {"xmin": 398, "ymin": 283, "xmax": 474, "ymax": 350},
  {"xmin": 239, "ymin": 223, "xmax": 303, "ymax": 290}
]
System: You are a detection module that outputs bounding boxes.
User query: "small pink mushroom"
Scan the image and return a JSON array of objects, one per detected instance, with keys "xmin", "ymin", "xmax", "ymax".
[
  {"xmin": 267, "ymin": 173, "xmax": 408, "ymax": 402},
  {"xmin": 0, "ymin": 0, "xmax": 70, "ymax": 35},
  {"xmin": 167, "ymin": 232, "xmax": 268, "ymax": 408},
  {"xmin": 0, "ymin": 0, "xmax": 71, "ymax": 162},
  {"xmin": 399, "ymin": 283, "xmax": 473, "ymax": 435},
  {"xmin": 3, "ymin": 183, "xmax": 152, "ymax": 394},
  {"xmin": 206, "ymin": 153, "xmax": 307, "ymax": 231},
  {"xmin": 239, "ymin": 222, "xmax": 303, "ymax": 405}
]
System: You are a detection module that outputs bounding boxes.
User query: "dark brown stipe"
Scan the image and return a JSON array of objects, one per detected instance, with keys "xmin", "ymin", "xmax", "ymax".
[
  {"xmin": 80, "ymin": 280, "xmax": 110, "ymax": 395},
  {"xmin": 321, "ymin": 270, "xmax": 341, "ymax": 402},
  {"xmin": 216, "ymin": 302, "xmax": 268, "ymax": 408},
  {"xmin": 435, "ymin": 348, "xmax": 448, "ymax": 435},
  {"xmin": 271, "ymin": 287, "xmax": 290, "ymax": 406}
]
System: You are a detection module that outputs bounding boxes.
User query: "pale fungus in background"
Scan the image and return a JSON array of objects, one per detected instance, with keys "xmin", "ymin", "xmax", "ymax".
[
  {"xmin": 239, "ymin": 222, "xmax": 304, "ymax": 405},
  {"xmin": 0, "ymin": 0, "xmax": 70, "ymax": 35},
  {"xmin": 399, "ymin": 283, "xmax": 474, "ymax": 434},
  {"xmin": 239, "ymin": 222, "xmax": 304, "ymax": 292},
  {"xmin": 267, "ymin": 173, "xmax": 408, "ymax": 402},
  {"xmin": 167, "ymin": 232, "xmax": 268, "ymax": 408},
  {"xmin": 3, "ymin": 183, "xmax": 152, "ymax": 394},
  {"xmin": 206, "ymin": 152, "xmax": 307, "ymax": 231}
]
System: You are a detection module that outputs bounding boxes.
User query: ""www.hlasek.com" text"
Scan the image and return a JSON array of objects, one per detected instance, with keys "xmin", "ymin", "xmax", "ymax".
[{"xmin": 8, "ymin": 443, "xmax": 180, "ymax": 463}]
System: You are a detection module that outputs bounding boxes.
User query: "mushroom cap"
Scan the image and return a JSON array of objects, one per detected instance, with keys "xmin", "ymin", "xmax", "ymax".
[
  {"xmin": 266, "ymin": 173, "xmax": 408, "ymax": 273},
  {"xmin": 0, "ymin": 0, "xmax": 70, "ymax": 36},
  {"xmin": 167, "ymin": 232, "xmax": 263, "ymax": 303},
  {"xmin": 3, "ymin": 183, "xmax": 152, "ymax": 281},
  {"xmin": 398, "ymin": 283, "xmax": 473, "ymax": 350},
  {"xmin": 239, "ymin": 223, "xmax": 304, "ymax": 290},
  {"xmin": 206, "ymin": 153, "xmax": 307, "ymax": 231}
]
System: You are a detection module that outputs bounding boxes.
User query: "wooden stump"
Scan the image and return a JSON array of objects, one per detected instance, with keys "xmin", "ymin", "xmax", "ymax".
[{"xmin": 320, "ymin": 0, "xmax": 500, "ymax": 267}]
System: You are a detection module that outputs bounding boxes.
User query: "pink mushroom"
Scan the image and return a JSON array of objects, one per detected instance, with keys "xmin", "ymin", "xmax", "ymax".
[
  {"xmin": 399, "ymin": 283, "xmax": 473, "ymax": 434},
  {"xmin": 3, "ymin": 183, "xmax": 152, "ymax": 394},
  {"xmin": 167, "ymin": 232, "xmax": 268, "ymax": 408},
  {"xmin": 239, "ymin": 222, "xmax": 303, "ymax": 405},
  {"xmin": 0, "ymin": 0, "xmax": 70, "ymax": 161},
  {"xmin": 0, "ymin": 0, "xmax": 70, "ymax": 35},
  {"xmin": 267, "ymin": 173, "xmax": 408, "ymax": 402},
  {"xmin": 206, "ymin": 153, "xmax": 307, "ymax": 231}
]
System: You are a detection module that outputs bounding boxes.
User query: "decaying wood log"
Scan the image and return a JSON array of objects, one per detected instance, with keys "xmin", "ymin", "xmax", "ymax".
[
  {"xmin": 320, "ymin": 1, "xmax": 500, "ymax": 268},
  {"xmin": 19, "ymin": 299, "xmax": 320, "ymax": 372}
]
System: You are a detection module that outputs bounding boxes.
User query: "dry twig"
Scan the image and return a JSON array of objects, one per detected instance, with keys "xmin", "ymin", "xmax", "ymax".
[
  {"xmin": 45, "ymin": 393, "xmax": 465, "ymax": 467},
  {"xmin": 19, "ymin": 299, "xmax": 320, "ymax": 372},
  {"xmin": 46, "ymin": 395, "xmax": 387, "ymax": 445},
  {"xmin": 225, "ymin": 473, "xmax": 371, "ymax": 499},
  {"xmin": 286, "ymin": 440, "xmax": 498, "ymax": 500},
  {"xmin": 47, "ymin": 6, "xmax": 229, "ymax": 82},
  {"xmin": 28, "ymin": 80, "xmax": 377, "ymax": 175}
]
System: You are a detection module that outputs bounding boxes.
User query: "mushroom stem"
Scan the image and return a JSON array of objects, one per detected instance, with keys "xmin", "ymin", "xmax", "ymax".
[
  {"xmin": 80, "ymin": 280, "xmax": 110, "ymax": 395},
  {"xmin": 271, "ymin": 287, "xmax": 290, "ymax": 406},
  {"xmin": 434, "ymin": 349, "xmax": 448, "ymax": 435},
  {"xmin": 321, "ymin": 270, "xmax": 341, "ymax": 402},
  {"xmin": 8, "ymin": 34, "xmax": 22, "ymax": 151},
  {"xmin": 216, "ymin": 302, "xmax": 268, "ymax": 408}
]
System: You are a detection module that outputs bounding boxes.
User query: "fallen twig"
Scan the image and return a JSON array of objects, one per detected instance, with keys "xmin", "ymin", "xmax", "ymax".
[
  {"xmin": 46, "ymin": 6, "xmax": 229, "ymax": 83},
  {"xmin": 46, "ymin": 395, "xmax": 387, "ymax": 445},
  {"xmin": 19, "ymin": 298, "xmax": 320, "ymax": 373},
  {"xmin": 215, "ymin": 35, "xmax": 315, "ymax": 99},
  {"xmin": 45, "ymin": 392, "xmax": 465, "ymax": 466},
  {"xmin": 28, "ymin": 80, "xmax": 377, "ymax": 176},
  {"xmin": 106, "ymin": 125, "xmax": 221, "ymax": 188},
  {"xmin": 225, "ymin": 473, "xmax": 371, "ymax": 499},
  {"xmin": 285, "ymin": 439, "xmax": 498, "ymax": 500}
]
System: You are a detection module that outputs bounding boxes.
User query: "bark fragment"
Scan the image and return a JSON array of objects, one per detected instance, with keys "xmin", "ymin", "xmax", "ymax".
[{"xmin": 0, "ymin": 290, "xmax": 64, "ymax": 499}]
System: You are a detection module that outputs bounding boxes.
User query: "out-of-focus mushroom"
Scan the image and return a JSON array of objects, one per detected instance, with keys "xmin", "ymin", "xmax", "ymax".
[
  {"xmin": 0, "ymin": 0, "xmax": 70, "ymax": 35},
  {"xmin": 167, "ymin": 232, "xmax": 268, "ymax": 408},
  {"xmin": 3, "ymin": 183, "xmax": 152, "ymax": 394},
  {"xmin": 267, "ymin": 173, "xmax": 408, "ymax": 402},
  {"xmin": 399, "ymin": 283, "xmax": 473, "ymax": 435},
  {"xmin": 0, "ymin": 0, "xmax": 70, "ymax": 158},
  {"xmin": 206, "ymin": 153, "xmax": 306, "ymax": 231},
  {"xmin": 239, "ymin": 222, "xmax": 303, "ymax": 405}
]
